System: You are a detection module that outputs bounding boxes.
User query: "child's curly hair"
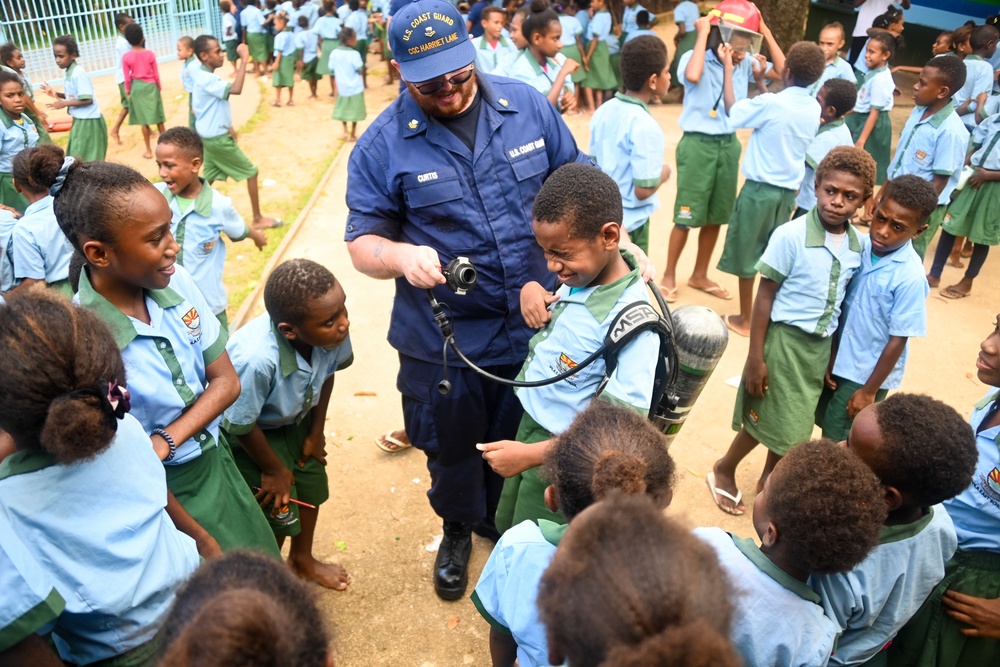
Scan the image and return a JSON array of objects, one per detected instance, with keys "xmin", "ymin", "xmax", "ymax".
[
  {"xmin": 815, "ymin": 146, "xmax": 877, "ymax": 202},
  {"xmin": 785, "ymin": 41, "xmax": 825, "ymax": 88}
]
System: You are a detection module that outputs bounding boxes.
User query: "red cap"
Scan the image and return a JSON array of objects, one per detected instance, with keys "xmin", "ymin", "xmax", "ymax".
[{"xmin": 709, "ymin": 0, "xmax": 762, "ymax": 34}]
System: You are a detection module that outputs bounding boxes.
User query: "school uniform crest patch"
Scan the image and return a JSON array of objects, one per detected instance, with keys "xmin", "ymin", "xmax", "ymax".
[
  {"xmin": 556, "ymin": 352, "xmax": 577, "ymax": 374},
  {"xmin": 984, "ymin": 466, "xmax": 1000, "ymax": 501},
  {"xmin": 182, "ymin": 307, "xmax": 203, "ymax": 344}
]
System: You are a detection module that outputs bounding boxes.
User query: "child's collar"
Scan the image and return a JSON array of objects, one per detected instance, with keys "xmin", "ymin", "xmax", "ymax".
[
  {"xmin": 76, "ymin": 267, "xmax": 185, "ymax": 350},
  {"xmin": 730, "ymin": 534, "xmax": 822, "ymax": 601}
]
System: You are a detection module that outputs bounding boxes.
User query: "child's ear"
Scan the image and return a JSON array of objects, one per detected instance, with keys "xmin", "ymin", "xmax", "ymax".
[
  {"xmin": 600, "ymin": 221, "xmax": 621, "ymax": 249},
  {"xmin": 191, "ymin": 156, "xmax": 203, "ymax": 171},
  {"xmin": 883, "ymin": 485, "xmax": 904, "ymax": 513},
  {"xmin": 911, "ymin": 222, "xmax": 929, "ymax": 239},
  {"xmin": 760, "ymin": 521, "xmax": 779, "ymax": 548},
  {"xmin": 544, "ymin": 485, "xmax": 560, "ymax": 512},
  {"xmin": 82, "ymin": 239, "xmax": 112, "ymax": 268},
  {"xmin": 276, "ymin": 322, "xmax": 299, "ymax": 341},
  {"xmin": 12, "ymin": 178, "xmax": 22, "ymax": 195}
]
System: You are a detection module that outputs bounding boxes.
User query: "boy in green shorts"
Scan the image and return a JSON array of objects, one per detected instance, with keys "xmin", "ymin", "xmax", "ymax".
[
  {"xmin": 191, "ymin": 34, "xmax": 279, "ymax": 229},
  {"xmin": 223, "ymin": 259, "xmax": 353, "ymax": 591},
  {"xmin": 708, "ymin": 147, "xmax": 875, "ymax": 516}
]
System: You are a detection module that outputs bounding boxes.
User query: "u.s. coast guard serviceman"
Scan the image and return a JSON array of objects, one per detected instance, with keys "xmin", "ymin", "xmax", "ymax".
[{"xmin": 344, "ymin": 0, "xmax": 597, "ymax": 601}]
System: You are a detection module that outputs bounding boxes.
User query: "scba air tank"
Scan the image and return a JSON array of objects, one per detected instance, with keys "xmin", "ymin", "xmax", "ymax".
[{"xmin": 653, "ymin": 305, "xmax": 729, "ymax": 447}]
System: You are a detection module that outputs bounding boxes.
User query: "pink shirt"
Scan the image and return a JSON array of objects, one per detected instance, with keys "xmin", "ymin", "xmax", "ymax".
[{"xmin": 122, "ymin": 49, "xmax": 160, "ymax": 93}]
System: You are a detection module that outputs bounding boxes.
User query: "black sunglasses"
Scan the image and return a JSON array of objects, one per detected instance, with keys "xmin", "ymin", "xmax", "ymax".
[{"xmin": 413, "ymin": 66, "xmax": 475, "ymax": 95}]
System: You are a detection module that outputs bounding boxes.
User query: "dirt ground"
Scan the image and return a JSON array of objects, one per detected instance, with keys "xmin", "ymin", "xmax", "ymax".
[{"xmin": 52, "ymin": 20, "xmax": 999, "ymax": 667}]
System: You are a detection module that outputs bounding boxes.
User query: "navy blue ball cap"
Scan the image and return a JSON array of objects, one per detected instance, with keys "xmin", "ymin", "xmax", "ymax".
[{"xmin": 389, "ymin": 0, "xmax": 476, "ymax": 83}]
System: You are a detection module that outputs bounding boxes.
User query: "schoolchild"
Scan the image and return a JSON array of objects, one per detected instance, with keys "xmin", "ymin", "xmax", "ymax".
[
  {"xmin": 954, "ymin": 24, "xmax": 998, "ymax": 130},
  {"xmin": 588, "ymin": 35, "xmax": 671, "ymax": 254},
  {"xmin": 40, "ymin": 35, "xmax": 107, "ymax": 162},
  {"xmin": 7, "ymin": 145, "xmax": 73, "ymax": 297},
  {"xmin": 555, "ymin": 4, "xmax": 586, "ymax": 90},
  {"xmin": 297, "ymin": 15, "xmax": 322, "ymax": 98},
  {"xmin": 53, "ymin": 158, "xmax": 279, "ymax": 558},
  {"xmin": 241, "ymin": 0, "xmax": 272, "ymax": 76},
  {"xmin": 891, "ymin": 30, "xmax": 954, "ymax": 77},
  {"xmin": 154, "ymin": 128, "xmax": 266, "ymax": 330},
  {"xmin": 579, "ymin": 0, "xmax": 619, "ymax": 110},
  {"xmin": 846, "ymin": 31, "xmax": 895, "ymax": 185},
  {"xmin": 660, "ymin": 13, "xmax": 786, "ymax": 304},
  {"xmin": 710, "ymin": 147, "xmax": 875, "ymax": 515},
  {"xmin": 668, "ymin": 0, "xmax": 699, "ymax": 86},
  {"xmin": 886, "ymin": 54, "xmax": 969, "ymax": 260},
  {"xmin": 315, "ymin": 0, "xmax": 343, "ymax": 96},
  {"xmin": 474, "ymin": 400, "xmax": 677, "ymax": 667},
  {"xmin": 109, "ymin": 12, "xmax": 133, "ymax": 145},
  {"xmin": 330, "ymin": 27, "xmax": 366, "ymax": 141},
  {"xmin": 344, "ymin": 0, "xmax": 370, "ymax": 88},
  {"xmin": 809, "ymin": 22, "xmax": 858, "ymax": 97},
  {"xmin": 191, "ymin": 35, "xmax": 279, "ymax": 229},
  {"xmin": 293, "ymin": 0, "xmax": 319, "ymax": 30},
  {"xmin": 811, "ymin": 394, "xmax": 979, "ymax": 666},
  {"xmin": 122, "ymin": 23, "xmax": 167, "ymax": 160},
  {"xmin": 717, "ymin": 40, "xmax": 823, "ymax": 337},
  {"xmin": 220, "ymin": 1, "xmax": 241, "ymax": 75},
  {"xmin": 177, "ymin": 36, "xmax": 199, "ymax": 127},
  {"xmin": 0, "ymin": 42, "xmax": 51, "ymax": 145},
  {"xmin": 271, "ymin": 12, "xmax": 298, "ymax": 106},
  {"xmin": 792, "ymin": 78, "xmax": 857, "ymax": 219},
  {"xmin": 623, "ymin": 10, "xmax": 656, "ymax": 42},
  {"xmin": 928, "ymin": 93, "xmax": 1000, "ymax": 300},
  {"xmin": 223, "ymin": 259, "xmax": 352, "ymax": 590},
  {"xmin": 816, "ymin": 176, "xmax": 936, "ymax": 443},
  {"xmin": 0, "ymin": 71, "xmax": 37, "ymax": 213},
  {"xmin": 889, "ymin": 315, "xmax": 1000, "ymax": 666},
  {"xmin": 481, "ymin": 164, "xmax": 660, "ymax": 533},
  {"xmin": 620, "ymin": 0, "xmax": 653, "ymax": 40},
  {"xmin": 0, "ymin": 291, "xmax": 200, "ymax": 666},
  {"xmin": 698, "ymin": 439, "xmax": 887, "ymax": 667},
  {"xmin": 473, "ymin": 6, "xmax": 519, "ymax": 75},
  {"xmin": 505, "ymin": 1, "xmax": 579, "ymax": 112}
]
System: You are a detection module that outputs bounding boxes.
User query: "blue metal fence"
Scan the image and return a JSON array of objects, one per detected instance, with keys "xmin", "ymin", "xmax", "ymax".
[{"xmin": 0, "ymin": 0, "xmax": 222, "ymax": 85}]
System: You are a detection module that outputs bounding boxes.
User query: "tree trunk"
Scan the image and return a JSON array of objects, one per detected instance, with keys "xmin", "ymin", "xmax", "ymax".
[{"xmin": 756, "ymin": 0, "xmax": 811, "ymax": 52}]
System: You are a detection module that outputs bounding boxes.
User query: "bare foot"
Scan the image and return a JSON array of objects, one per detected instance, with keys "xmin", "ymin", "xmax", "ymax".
[
  {"xmin": 271, "ymin": 100, "xmax": 281, "ymax": 107},
  {"xmin": 286, "ymin": 100, "xmax": 294, "ymax": 106},
  {"xmin": 348, "ymin": 135, "xmax": 357, "ymax": 142},
  {"xmin": 948, "ymin": 251, "xmax": 965, "ymax": 269},
  {"xmin": 308, "ymin": 94, "xmax": 318, "ymax": 99},
  {"xmin": 289, "ymin": 555, "xmax": 351, "ymax": 591},
  {"xmin": 142, "ymin": 151, "xmax": 153, "ymax": 159},
  {"xmin": 927, "ymin": 274, "xmax": 940, "ymax": 288},
  {"xmin": 341, "ymin": 132, "xmax": 350, "ymax": 141},
  {"xmin": 110, "ymin": 129, "xmax": 122, "ymax": 145},
  {"xmin": 252, "ymin": 216, "xmax": 282, "ymax": 230},
  {"xmin": 725, "ymin": 314, "xmax": 751, "ymax": 338},
  {"xmin": 709, "ymin": 463, "xmax": 745, "ymax": 515}
]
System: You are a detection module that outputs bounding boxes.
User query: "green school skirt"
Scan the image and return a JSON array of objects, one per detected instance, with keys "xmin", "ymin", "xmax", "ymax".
[
  {"xmin": 560, "ymin": 44, "xmax": 587, "ymax": 84},
  {"xmin": 888, "ymin": 549, "xmax": 1000, "ymax": 667},
  {"xmin": 224, "ymin": 38, "xmax": 239, "ymax": 62},
  {"xmin": 247, "ymin": 32, "xmax": 269, "ymax": 63},
  {"xmin": 717, "ymin": 179, "xmax": 797, "ymax": 279},
  {"xmin": 629, "ymin": 219, "xmax": 650, "ymax": 255},
  {"xmin": 847, "ymin": 109, "xmax": 892, "ymax": 185},
  {"xmin": 164, "ymin": 443, "xmax": 281, "ymax": 557},
  {"xmin": 301, "ymin": 57, "xmax": 320, "ymax": 81},
  {"xmin": 669, "ymin": 30, "xmax": 697, "ymax": 85},
  {"xmin": 187, "ymin": 94, "xmax": 195, "ymax": 128},
  {"xmin": 582, "ymin": 40, "xmax": 617, "ymax": 91},
  {"xmin": 732, "ymin": 322, "xmax": 832, "ymax": 456},
  {"xmin": 0, "ymin": 172, "xmax": 27, "ymax": 213},
  {"xmin": 266, "ymin": 34, "xmax": 275, "ymax": 59},
  {"xmin": 943, "ymin": 179, "xmax": 1000, "ymax": 247},
  {"xmin": 202, "ymin": 133, "xmax": 258, "ymax": 183},
  {"xmin": 127, "ymin": 80, "xmax": 165, "ymax": 126},
  {"xmin": 495, "ymin": 412, "xmax": 563, "ymax": 534},
  {"xmin": 117, "ymin": 82, "xmax": 130, "ymax": 109},
  {"xmin": 273, "ymin": 48, "xmax": 298, "ymax": 88},
  {"xmin": 815, "ymin": 375, "xmax": 888, "ymax": 443},
  {"xmin": 24, "ymin": 107, "xmax": 51, "ymax": 144},
  {"xmin": 912, "ymin": 204, "xmax": 947, "ymax": 260},
  {"xmin": 317, "ymin": 39, "xmax": 340, "ymax": 75},
  {"xmin": 674, "ymin": 131, "xmax": 742, "ymax": 228},
  {"xmin": 66, "ymin": 116, "xmax": 108, "ymax": 162},
  {"xmin": 333, "ymin": 92, "xmax": 366, "ymax": 122},
  {"xmin": 610, "ymin": 52, "xmax": 622, "ymax": 89}
]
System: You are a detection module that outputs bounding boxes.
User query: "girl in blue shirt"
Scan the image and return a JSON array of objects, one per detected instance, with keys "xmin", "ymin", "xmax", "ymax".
[{"xmin": 580, "ymin": 0, "xmax": 618, "ymax": 110}]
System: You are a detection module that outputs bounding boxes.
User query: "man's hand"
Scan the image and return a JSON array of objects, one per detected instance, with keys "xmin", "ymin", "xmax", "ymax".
[
  {"xmin": 400, "ymin": 245, "xmax": 446, "ymax": 288},
  {"xmin": 520, "ymin": 281, "xmax": 559, "ymax": 328}
]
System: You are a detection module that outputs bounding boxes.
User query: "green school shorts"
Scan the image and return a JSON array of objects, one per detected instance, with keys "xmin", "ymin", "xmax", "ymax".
[
  {"xmin": 732, "ymin": 322, "xmax": 832, "ymax": 456},
  {"xmin": 66, "ymin": 116, "xmax": 108, "ymax": 162},
  {"xmin": 117, "ymin": 82, "xmax": 129, "ymax": 109},
  {"xmin": 247, "ymin": 32, "xmax": 268, "ymax": 63},
  {"xmin": 202, "ymin": 133, "xmax": 258, "ymax": 184},
  {"xmin": 0, "ymin": 172, "xmax": 27, "ymax": 213},
  {"xmin": 494, "ymin": 412, "xmax": 564, "ymax": 535},
  {"xmin": 164, "ymin": 443, "xmax": 280, "ymax": 557},
  {"xmin": 717, "ymin": 179, "xmax": 797, "ymax": 279},
  {"xmin": 815, "ymin": 375, "xmax": 888, "ymax": 443},
  {"xmin": 226, "ymin": 416, "xmax": 330, "ymax": 539},
  {"xmin": 943, "ymin": 179, "xmax": 1000, "ymax": 247},
  {"xmin": 674, "ymin": 132, "xmax": 741, "ymax": 228},
  {"xmin": 355, "ymin": 39, "xmax": 369, "ymax": 64},
  {"xmin": 912, "ymin": 204, "xmax": 947, "ymax": 260},
  {"xmin": 628, "ymin": 219, "xmax": 650, "ymax": 255}
]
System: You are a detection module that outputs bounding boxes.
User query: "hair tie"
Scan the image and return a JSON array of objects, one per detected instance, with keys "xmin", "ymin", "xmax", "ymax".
[
  {"xmin": 49, "ymin": 156, "xmax": 76, "ymax": 197},
  {"xmin": 103, "ymin": 379, "xmax": 131, "ymax": 420}
]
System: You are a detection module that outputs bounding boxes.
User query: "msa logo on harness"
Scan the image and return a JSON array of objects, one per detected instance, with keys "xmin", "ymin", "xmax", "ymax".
[{"xmin": 608, "ymin": 303, "xmax": 662, "ymax": 347}]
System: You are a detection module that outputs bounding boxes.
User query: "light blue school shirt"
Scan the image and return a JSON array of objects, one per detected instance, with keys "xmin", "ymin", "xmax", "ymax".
[
  {"xmin": 505, "ymin": 50, "xmax": 575, "ymax": 101},
  {"xmin": 677, "ymin": 48, "xmax": 760, "ymax": 135},
  {"xmin": 11, "ymin": 196, "xmax": 73, "ymax": 285},
  {"xmin": 621, "ymin": 3, "xmax": 648, "ymax": 36},
  {"xmin": 673, "ymin": 0, "xmax": 699, "ymax": 31},
  {"xmin": 969, "ymin": 112, "xmax": 1000, "ymax": 171},
  {"xmin": 757, "ymin": 210, "xmax": 862, "ymax": 338},
  {"xmin": 0, "ymin": 413, "xmax": 199, "ymax": 665},
  {"xmin": 472, "ymin": 35, "xmax": 518, "ymax": 75},
  {"xmin": 808, "ymin": 56, "xmax": 857, "ymax": 97},
  {"xmin": 274, "ymin": 29, "xmax": 297, "ymax": 58},
  {"xmin": 336, "ymin": 3, "xmax": 352, "ymax": 19},
  {"xmin": 191, "ymin": 65, "xmax": 233, "ymax": 138},
  {"xmin": 330, "ymin": 47, "xmax": 365, "ymax": 97},
  {"xmin": 587, "ymin": 11, "xmax": 619, "ymax": 55},
  {"xmin": 730, "ymin": 85, "xmax": 821, "ymax": 190},
  {"xmin": 832, "ymin": 235, "xmax": 926, "ymax": 388},
  {"xmin": 155, "ymin": 181, "xmax": 247, "ymax": 316},
  {"xmin": 241, "ymin": 4, "xmax": 267, "ymax": 33},
  {"xmin": 345, "ymin": 8, "xmax": 369, "ymax": 40},
  {"xmin": 854, "ymin": 66, "xmax": 894, "ymax": 114},
  {"xmin": 574, "ymin": 8, "xmax": 590, "ymax": 34},
  {"xmin": 114, "ymin": 34, "xmax": 129, "ymax": 84},
  {"xmin": 809, "ymin": 507, "xmax": 957, "ymax": 666},
  {"xmin": 0, "ymin": 209, "xmax": 16, "ymax": 292},
  {"xmin": 471, "ymin": 519, "xmax": 565, "ymax": 667},
  {"xmin": 514, "ymin": 251, "xmax": 659, "ymax": 434},
  {"xmin": 0, "ymin": 111, "xmax": 38, "ymax": 172},
  {"xmin": 223, "ymin": 311, "xmax": 353, "ymax": 433},
  {"xmin": 181, "ymin": 55, "xmax": 198, "ymax": 94},
  {"xmin": 944, "ymin": 392, "xmax": 1000, "ymax": 552},
  {"xmin": 76, "ymin": 264, "xmax": 228, "ymax": 466},
  {"xmin": 296, "ymin": 28, "xmax": 320, "ymax": 63},
  {"xmin": 795, "ymin": 119, "xmax": 854, "ymax": 211},
  {"xmin": 222, "ymin": 12, "xmax": 238, "ymax": 41},
  {"xmin": 559, "ymin": 14, "xmax": 583, "ymax": 44},
  {"xmin": 956, "ymin": 55, "xmax": 994, "ymax": 129},
  {"xmin": 297, "ymin": 1, "xmax": 319, "ymax": 27},
  {"xmin": 888, "ymin": 103, "xmax": 969, "ymax": 206},
  {"xmin": 63, "ymin": 61, "xmax": 103, "ymax": 120},
  {"xmin": 624, "ymin": 28, "xmax": 657, "ymax": 43},
  {"xmin": 589, "ymin": 93, "xmax": 664, "ymax": 232},
  {"xmin": 0, "ymin": 514, "xmax": 64, "ymax": 653},
  {"xmin": 694, "ymin": 527, "xmax": 839, "ymax": 667},
  {"xmin": 316, "ymin": 14, "xmax": 342, "ymax": 39}
]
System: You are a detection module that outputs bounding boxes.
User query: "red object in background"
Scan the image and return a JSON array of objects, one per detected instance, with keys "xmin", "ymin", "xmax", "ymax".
[
  {"xmin": 709, "ymin": 0, "xmax": 763, "ymax": 33},
  {"xmin": 47, "ymin": 118, "xmax": 72, "ymax": 133}
]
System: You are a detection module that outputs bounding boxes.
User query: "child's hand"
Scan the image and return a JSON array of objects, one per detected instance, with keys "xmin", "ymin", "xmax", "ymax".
[
  {"xmin": 694, "ymin": 15, "xmax": 711, "ymax": 34},
  {"xmin": 969, "ymin": 167, "xmax": 989, "ymax": 190},
  {"xmin": 824, "ymin": 368, "xmax": 838, "ymax": 391},
  {"xmin": 46, "ymin": 98, "xmax": 68, "ymax": 110},
  {"xmin": 249, "ymin": 227, "xmax": 268, "ymax": 251},
  {"xmin": 561, "ymin": 58, "xmax": 579, "ymax": 76},
  {"xmin": 258, "ymin": 464, "xmax": 294, "ymax": 509},
  {"xmin": 751, "ymin": 54, "xmax": 768, "ymax": 82},
  {"xmin": 560, "ymin": 90, "xmax": 577, "ymax": 113},
  {"xmin": 743, "ymin": 357, "xmax": 768, "ymax": 397},
  {"xmin": 237, "ymin": 42, "xmax": 250, "ymax": 59},
  {"xmin": 847, "ymin": 387, "xmax": 877, "ymax": 418},
  {"xmin": 477, "ymin": 440, "xmax": 536, "ymax": 478},
  {"xmin": 195, "ymin": 533, "xmax": 224, "ymax": 560},
  {"xmin": 298, "ymin": 432, "xmax": 328, "ymax": 467},
  {"xmin": 39, "ymin": 82, "xmax": 56, "ymax": 98},
  {"xmin": 620, "ymin": 241, "xmax": 656, "ymax": 281},
  {"xmin": 582, "ymin": 56, "xmax": 590, "ymax": 72},
  {"xmin": 520, "ymin": 281, "xmax": 559, "ymax": 328},
  {"xmin": 717, "ymin": 43, "xmax": 734, "ymax": 68},
  {"xmin": 943, "ymin": 591, "xmax": 1000, "ymax": 639},
  {"xmin": 0, "ymin": 204, "xmax": 21, "ymax": 219}
]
